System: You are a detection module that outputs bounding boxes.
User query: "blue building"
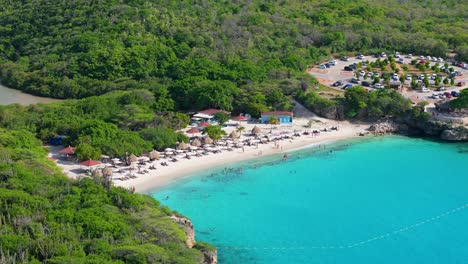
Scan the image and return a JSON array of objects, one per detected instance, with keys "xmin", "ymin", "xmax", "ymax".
[{"xmin": 261, "ymin": 111, "xmax": 293, "ymax": 124}]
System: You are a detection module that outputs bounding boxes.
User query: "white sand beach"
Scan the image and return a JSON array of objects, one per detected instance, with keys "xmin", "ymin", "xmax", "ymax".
[{"xmin": 51, "ymin": 116, "xmax": 370, "ymax": 193}]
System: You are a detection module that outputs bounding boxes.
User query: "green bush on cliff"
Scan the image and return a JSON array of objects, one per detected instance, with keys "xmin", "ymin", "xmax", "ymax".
[{"xmin": 0, "ymin": 128, "xmax": 205, "ymax": 263}]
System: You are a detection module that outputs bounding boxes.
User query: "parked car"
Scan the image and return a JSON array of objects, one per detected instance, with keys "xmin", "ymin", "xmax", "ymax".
[
  {"xmin": 432, "ymin": 94, "xmax": 439, "ymax": 99},
  {"xmin": 344, "ymin": 66, "xmax": 353, "ymax": 71},
  {"xmin": 374, "ymin": 83, "xmax": 384, "ymax": 89},
  {"xmin": 318, "ymin": 64, "xmax": 326, "ymax": 69},
  {"xmin": 451, "ymin": 91, "xmax": 459, "ymax": 97},
  {"xmin": 436, "ymin": 87, "xmax": 446, "ymax": 91},
  {"xmin": 444, "ymin": 92, "xmax": 452, "ymax": 98},
  {"xmin": 340, "ymin": 56, "xmax": 349, "ymax": 61},
  {"xmin": 359, "ymin": 71, "xmax": 365, "ymax": 76},
  {"xmin": 328, "ymin": 60, "xmax": 337, "ymax": 66},
  {"xmin": 351, "ymin": 78, "xmax": 360, "ymax": 84},
  {"xmin": 373, "ymin": 71, "xmax": 379, "ymax": 77},
  {"xmin": 332, "ymin": 80, "xmax": 344, "ymax": 86},
  {"xmin": 393, "ymin": 52, "xmax": 400, "ymax": 58},
  {"xmin": 343, "ymin": 84, "xmax": 353, "ymax": 89},
  {"xmin": 405, "ymin": 54, "xmax": 412, "ymax": 58},
  {"xmin": 357, "ymin": 54, "xmax": 365, "ymax": 59},
  {"xmin": 362, "ymin": 81, "xmax": 370, "ymax": 87},
  {"xmin": 380, "ymin": 52, "xmax": 387, "ymax": 58},
  {"xmin": 421, "ymin": 87, "xmax": 431, "ymax": 92},
  {"xmin": 405, "ymin": 75, "xmax": 412, "ymax": 80},
  {"xmin": 397, "ymin": 58, "xmax": 404, "ymax": 64},
  {"xmin": 458, "ymin": 81, "xmax": 466, "ymax": 87}
]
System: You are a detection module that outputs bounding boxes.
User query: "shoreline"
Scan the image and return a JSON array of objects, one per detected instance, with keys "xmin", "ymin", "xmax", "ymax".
[{"xmin": 115, "ymin": 123, "xmax": 369, "ymax": 193}]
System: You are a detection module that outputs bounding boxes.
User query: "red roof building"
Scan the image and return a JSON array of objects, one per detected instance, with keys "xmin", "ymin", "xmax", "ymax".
[
  {"xmin": 232, "ymin": 115, "xmax": 248, "ymax": 121},
  {"xmin": 261, "ymin": 111, "xmax": 293, "ymax": 116},
  {"xmin": 59, "ymin": 146, "xmax": 75, "ymax": 155},
  {"xmin": 80, "ymin": 159, "xmax": 102, "ymax": 167},
  {"xmin": 198, "ymin": 121, "xmax": 211, "ymax": 127},
  {"xmin": 186, "ymin": 127, "xmax": 201, "ymax": 134}
]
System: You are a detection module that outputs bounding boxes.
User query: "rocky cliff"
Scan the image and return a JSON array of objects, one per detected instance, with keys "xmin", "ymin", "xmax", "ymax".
[
  {"xmin": 169, "ymin": 215, "xmax": 218, "ymax": 264},
  {"xmin": 395, "ymin": 114, "xmax": 468, "ymax": 141},
  {"xmin": 364, "ymin": 117, "xmax": 467, "ymax": 141}
]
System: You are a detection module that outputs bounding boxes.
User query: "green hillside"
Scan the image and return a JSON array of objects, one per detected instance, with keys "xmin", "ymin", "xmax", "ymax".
[
  {"xmin": 0, "ymin": 127, "xmax": 205, "ymax": 263},
  {"xmin": 0, "ymin": 0, "xmax": 466, "ymax": 110}
]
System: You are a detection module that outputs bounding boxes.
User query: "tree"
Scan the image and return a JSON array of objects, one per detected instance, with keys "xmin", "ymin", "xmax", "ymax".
[
  {"xmin": 139, "ymin": 127, "xmax": 184, "ymax": 150},
  {"xmin": 268, "ymin": 115, "xmax": 279, "ymax": 132},
  {"xmin": 423, "ymin": 76, "xmax": 429, "ymax": 87},
  {"xmin": 202, "ymin": 125, "xmax": 226, "ymax": 140},
  {"xmin": 450, "ymin": 89, "xmax": 468, "ymax": 109},
  {"xmin": 213, "ymin": 112, "xmax": 230, "ymax": 125},
  {"xmin": 75, "ymin": 143, "xmax": 101, "ymax": 160},
  {"xmin": 344, "ymin": 86, "xmax": 369, "ymax": 118}
]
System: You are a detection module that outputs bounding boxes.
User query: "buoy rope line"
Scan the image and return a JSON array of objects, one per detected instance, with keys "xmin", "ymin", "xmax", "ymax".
[{"xmin": 219, "ymin": 203, "xmax": 468, "ymax": 251}]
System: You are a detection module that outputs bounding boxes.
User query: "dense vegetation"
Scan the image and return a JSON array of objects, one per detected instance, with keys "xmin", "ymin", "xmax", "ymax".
[
  {"xmin": 450, "ymin": 88, "xmax": 468, "ymax": 109},
  {"xmin": 0, "ymin": 90, "xmax": 189, "ymax": 157},
  {"xmin": 0, "ymin": 128, "xmax": 204, "ymax": 263},
  {"xmin": 0, "ymin": 0, "xmax": 467, "ymax": 111}
]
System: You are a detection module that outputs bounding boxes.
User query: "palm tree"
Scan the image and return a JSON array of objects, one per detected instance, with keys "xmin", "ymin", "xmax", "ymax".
[
  {"xmin": 236, "ymin": 125, "xmax": 245, "ymax": 133},
  {"xmin": 268, "ymin": 115, "xmax": 279, "ymax": 132}
]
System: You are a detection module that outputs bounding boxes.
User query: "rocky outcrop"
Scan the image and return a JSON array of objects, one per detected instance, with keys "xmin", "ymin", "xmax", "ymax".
[
  {"xmin": 440, "ymin": 126, "xmax": 468, "ymax": 141},
  {"xmin": 169, "ymin": 215, "xmax": 195, "ymax": 248},
  {"xmin": 169, "ymin": 215, "xmax": 218, "ymax": 264},
  {"xmin": 200, "ymin": 248, "xmax": 218, "ymax": 264},
  {"xmin": 396, "ymin": 113, "xmax": 468, "ymax": 141},
  {"xmin": 368, "ymin": 120, "xmax": 400, "ymax": 135}
]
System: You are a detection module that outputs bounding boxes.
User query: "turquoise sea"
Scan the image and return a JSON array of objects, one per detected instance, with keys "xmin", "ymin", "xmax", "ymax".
[{"xmin": 151, "ymin": 136, "xmax": 468, "ymax": 264}]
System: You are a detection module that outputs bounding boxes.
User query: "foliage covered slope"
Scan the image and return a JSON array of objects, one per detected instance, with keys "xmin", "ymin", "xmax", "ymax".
[
  {"xmin": 0, "ymin": 0, "xmax": 466, "ymax": 107},
  {"xmin": 0, "ymin": 128, "xmax": 203, "ymax": 263}
]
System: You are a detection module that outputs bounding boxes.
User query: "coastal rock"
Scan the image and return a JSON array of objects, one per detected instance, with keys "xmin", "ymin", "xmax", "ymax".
[
  {"xmin": 440, "ymin": 127, "xmax": 468, "ymax": 141},
  {"xmin": 169, "ymin": 215, "xmax": 218, "ymax": 264},
  {"xmin": 200, "ymin": 249, "xmax": 218, "ymax": 264},
  {"xmin": 368, "ymin": 121, "xmax": 400, "ymax": 135},
  {"xmin": 169, "ymin": 215, "xmax": 195, "ymax": 248}
]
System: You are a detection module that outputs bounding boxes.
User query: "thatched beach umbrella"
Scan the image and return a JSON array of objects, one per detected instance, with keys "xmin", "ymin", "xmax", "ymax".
[
  {"xmin": 102, "ymin": 167, "xmax": 113, "ymax": 177},
  {"xmin": 202, "ymin": 136, "xmax": 213, "ymax": 145},
  {"xmin": 229, "ymin": 131, "xmax": 240, "ymax": 139},
  {"xmin": 191, "ymin": 138, "xmax": 202, "ymax": 147},
  {"xmin": 148, "ymin": 150, "xmax": 160, "ymax": 160},
  {"xmin": 129, "ymin": 154, "xmax": 138, "ymax": 163},
  {"xmin": 92, "ymin": 169, "xmax": 103, "ymax": 177},
  {"xmin": 251, "ymin": 126, "xmax": 262, "ymax": 135},
  {"xmin": 177, "ymin": 142, "xmax": 190, "ymax": 150}
]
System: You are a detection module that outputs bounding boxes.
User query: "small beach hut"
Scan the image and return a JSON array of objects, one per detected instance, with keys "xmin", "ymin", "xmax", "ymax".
[
  {"xmin": 251, "ymin": 126, "xmax": 262, "ymax": 135},
  {"xmin": 186, "ymin": 127, "xmax": 200, "ymax": 134},
  {"xmin": 80, "ymin": 159, "xmax": 101, "ymax": 167},
  {"xmin": 191, "ymin": 138, "xmax": 202, "ymax": 147},
  {"xmin": 59, "ymin": 145, "xmax": 75, "ymax": 155},
  {"xmin": 202, "ymin": 136, "xmax": 214, "ymax": 145}
]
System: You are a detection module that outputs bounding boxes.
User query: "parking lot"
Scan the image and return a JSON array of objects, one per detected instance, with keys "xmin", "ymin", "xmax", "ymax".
[{"xmin": 307, "ymin": 53, "xmax": 468, "ymax": 105}]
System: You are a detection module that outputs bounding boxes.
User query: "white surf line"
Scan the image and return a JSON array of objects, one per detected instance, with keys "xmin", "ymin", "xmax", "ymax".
[{"xmin": 221, "ymin": 203, "xmax": 468, "ymax": 251}]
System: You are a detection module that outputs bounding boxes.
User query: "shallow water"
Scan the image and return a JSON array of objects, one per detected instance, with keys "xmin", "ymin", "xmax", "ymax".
[
  {"xmin": 0, "ymin": 84, "xmax": 60, "ymax": 105},
  {"xmin": 151, "ymin": 136, "xmax": 468, "ymax": 263}
]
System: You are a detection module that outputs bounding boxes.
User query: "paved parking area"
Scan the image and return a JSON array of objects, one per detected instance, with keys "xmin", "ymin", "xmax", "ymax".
[{"xmin": 307, "ymin": 54, "xmax": 468, "ymax": 104}]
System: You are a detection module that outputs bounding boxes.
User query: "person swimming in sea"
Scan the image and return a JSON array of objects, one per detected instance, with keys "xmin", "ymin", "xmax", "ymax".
[{"xmin": 283, "ymin": 154, "xmax": 288, "ymax": 160}]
